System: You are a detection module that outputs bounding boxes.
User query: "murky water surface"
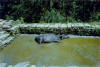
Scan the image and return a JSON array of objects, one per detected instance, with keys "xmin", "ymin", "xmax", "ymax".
[{"xmin": 0, "ymin": 35, "xmax": 100, "ymax": 66}]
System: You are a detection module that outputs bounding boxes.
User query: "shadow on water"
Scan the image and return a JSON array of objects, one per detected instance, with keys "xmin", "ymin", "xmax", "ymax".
[{"xmin": 0, "ymin": 34, "xmax": 100, "ymax": 66}]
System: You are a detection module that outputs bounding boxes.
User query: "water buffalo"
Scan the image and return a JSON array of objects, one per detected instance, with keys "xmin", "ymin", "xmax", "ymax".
[{"xmin": 35, "ymin": 34, "xmax": 69, "ymax": 44}]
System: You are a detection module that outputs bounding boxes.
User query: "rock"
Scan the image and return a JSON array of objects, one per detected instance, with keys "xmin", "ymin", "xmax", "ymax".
[
  {"xmin": 0, "ymin": 20, "xmax": 13, "ymax": 28},
  {"xmin": 0, "ymin": 63, "xmax": 7, "ymax": 67},
  {"xmin": 0, "ymin": 22, "xmax": 4, "ymax": 25},
  {"xmin": 2, "ymin": 25, "xmax": 11, "ymax": 29},
  {"xmin": 0, "ymin": 28, "xmax": 2, "ymax": 31},
  {"xmin": 8, "ymin": 65, "xmax": 13, "ymax": 67},
  {"xmin": 0, "ymin": 19, "xmax": 4, "ymax": 22},
  {"xmin": 16, "ymin": 19, "xmax": 21, "ymax": 24},
  {"xmin": 6, "ymin": 25, "xmax": 19, "ymax": 35},
  {"xmin": 67, "ymin": 34, "xmax": 100, "ymax": 38},
  {"xmin": 13, "ymin": 61, "xmax": 30, "ymax": 67},
  {"xmin": 0, "ymin": 37, "xmax": 14, "ymax": 47},
  {"xmin": 0, "ymin": 31, "xmax": 5, "ymax": 34},
  {"xmin": 4, "ymin": 21, "xmax": 13, "ymax": 26},
  {"xmin": 0, "ymin": 20, "xmax": 7, "ymax": 25},
  {"xmin": 8, "ymin": 26, "xmax": 19, "ymax": 31},
  {"xmin": 0, "ymin": 34, "xmax": 9, "ymax": 40},
  {"xmin": 9, "ymin": 20, "xmax": 14, "ymax": 22}
]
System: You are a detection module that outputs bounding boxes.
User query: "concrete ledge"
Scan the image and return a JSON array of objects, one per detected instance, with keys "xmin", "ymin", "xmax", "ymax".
[
  {"xmin": 0, "ymin": 34, "xmax": 10, "ymax": 40},
  {"xmin": 0, "ymin": 61, "xmax": 99, "ymax": 67},
  {"xmin": 0, "ymin": 37, "xmax": 15, "ymax": 48},
  {"xmin": 18, "ymin": 23, "xmax": 100, "ymax": 36}
]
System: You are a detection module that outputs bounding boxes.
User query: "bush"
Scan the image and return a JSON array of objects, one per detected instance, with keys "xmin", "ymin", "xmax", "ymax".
[
  {"xmin": 20, "ymin": 17, "xmax": 24, "ymax": 23},
  {"xmin": 90, "ymin": 12, "xmax": 100, "ymax": 21},
  {"xmin": 5, "ymin": 15, "xmax": 13, "ymax": 20},
  {"xmin": 41, "ymin": 9, "xmax": 66, "ymax": 23},
  {"xmin": 8, "ymin": 0, "xmax": 42, "ymax": 22},
  {"xmin": 66, "ymin": 16, "xmax": 76, "ymax": 22},
  {"xmin": 4, "ymin": 0, "xmax": 100, "ymax": 23}
]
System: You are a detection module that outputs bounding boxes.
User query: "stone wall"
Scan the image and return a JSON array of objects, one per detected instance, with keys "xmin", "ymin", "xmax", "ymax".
[
  {"xmin": 19, "ymin": 23, "xmax": 100, "ymax": 36},
  {"xmin": 0, "ymin": 19, "xmax": 15, "ymax": 49},
  {"xmin": 0, "ymin": 19, "xmax": 100, "ymax": 49},
  {"xmin": 0, "ymin": 61, "xmax": 99, "ymax": 67}
]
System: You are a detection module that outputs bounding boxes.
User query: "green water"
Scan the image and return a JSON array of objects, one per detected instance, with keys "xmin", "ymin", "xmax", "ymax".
[{"xmin": 0, "ymin": 35, "xmax": 100, "ymax": 66}]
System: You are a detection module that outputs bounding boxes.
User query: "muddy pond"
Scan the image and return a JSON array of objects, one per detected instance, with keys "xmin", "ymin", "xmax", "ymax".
[{"xmin": 0, "ymin": 34, "xmax": 100, "ymax": 66}]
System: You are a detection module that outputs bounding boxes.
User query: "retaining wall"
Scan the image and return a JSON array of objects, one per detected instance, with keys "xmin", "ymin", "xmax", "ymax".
[
  {"xmin": 0, "ymin": 20, "xmax": 100, "ymax": 48},
  {"xmin": 18, "ymin": 23, "xmax": 100, "ymax": 36}
]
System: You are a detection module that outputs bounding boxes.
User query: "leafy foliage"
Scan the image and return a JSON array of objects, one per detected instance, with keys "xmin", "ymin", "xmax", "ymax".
[
  {"xmin": 41, "ymin": 9, "xmax": 66, "ymax": 23},
  {"xmin": 2, "ymin": 0, "xmax": 100, "ymax": 23}
]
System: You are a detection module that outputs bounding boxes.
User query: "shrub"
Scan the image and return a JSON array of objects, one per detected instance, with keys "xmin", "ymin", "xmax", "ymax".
[
  {"xmin": 20, "ymin": 17, "xmax": 24, "ymax": 23},
  {"xmin": 41, "ymin": 9, "xmax": 66, "ymax": 23}
]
